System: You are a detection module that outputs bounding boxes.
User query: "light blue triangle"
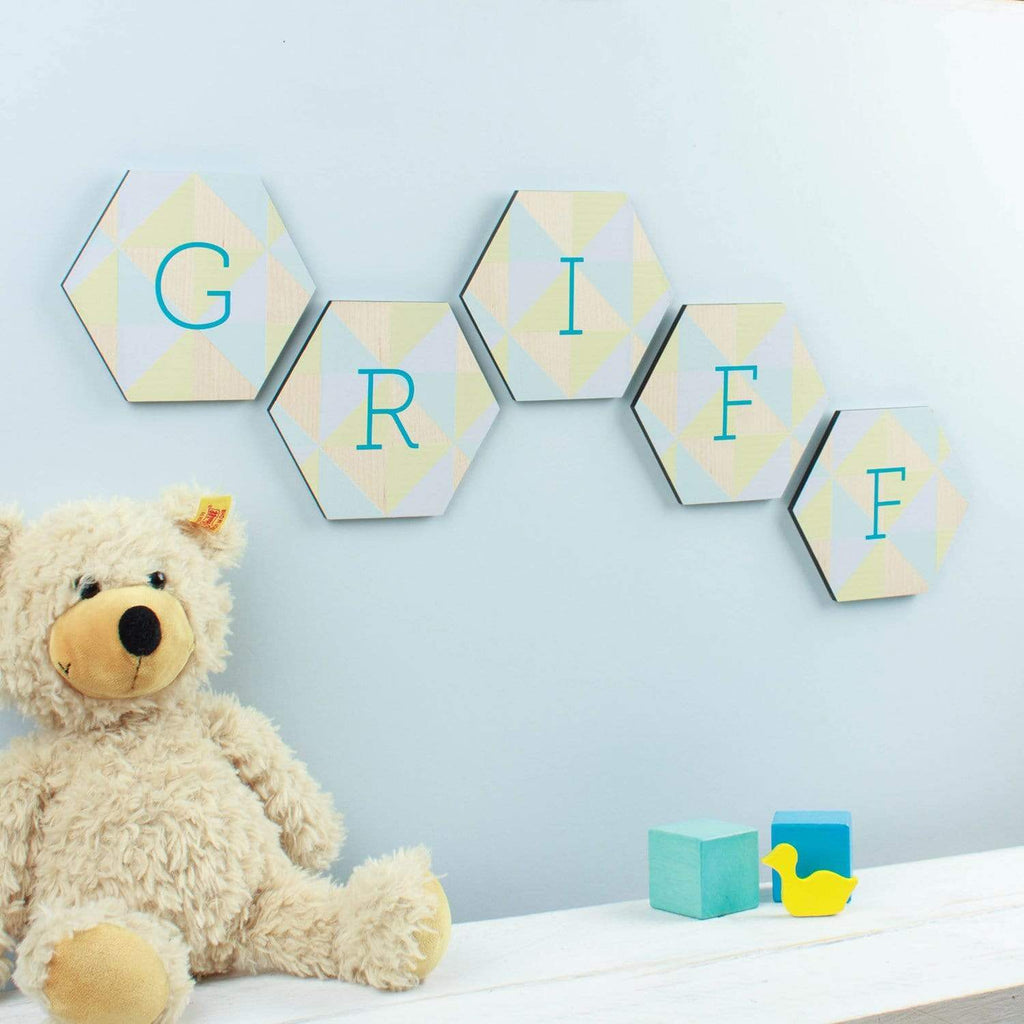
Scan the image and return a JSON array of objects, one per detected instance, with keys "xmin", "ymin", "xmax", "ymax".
[
  {"xmin": 508, "ymin": 200, "xmax": 566, "ymax": 262},
  {"xmin": 318, "ymin": 453, "xmax": 383, "ymax": 520},
  {"xmin": 270, "ymin": 406, "xmax": 317, "ymax": 466},
  {"xmin": 673, "ymin": 444, "xmax": 731, "ymax": 505},
  {"xmin": 579, "ymin": 260, "xmax": 632, "ymax": 326},
  {"xmin": 507, "ymin": 338, "xmax": 564, "ymax": 401},
  {"xmin": 201, "ymin": 173, "xmax": 270, "ymax": 244}
]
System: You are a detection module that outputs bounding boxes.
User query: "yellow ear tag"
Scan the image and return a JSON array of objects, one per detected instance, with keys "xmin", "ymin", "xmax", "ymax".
[{"xmin": 190, "ymin": 495, "xmax": 232, "ymax": 533}]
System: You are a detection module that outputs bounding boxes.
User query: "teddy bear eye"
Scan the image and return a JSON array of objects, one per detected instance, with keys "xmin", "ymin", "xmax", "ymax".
[
  {"xmin": 148, "ymin": 571, "xmax": 166, "ymax": 590},
  {"xmin": 77, "ymin": 578, "xmax": 101, "ymax": 600}
]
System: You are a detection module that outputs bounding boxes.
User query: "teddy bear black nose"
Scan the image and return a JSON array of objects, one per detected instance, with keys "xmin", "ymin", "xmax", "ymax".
[{"xmin": 118, "ymin": 605, "xmax": 162, "ymax": 657}]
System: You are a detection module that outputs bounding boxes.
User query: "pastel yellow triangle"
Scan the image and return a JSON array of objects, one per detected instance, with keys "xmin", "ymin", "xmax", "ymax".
[
  {"xmin": 798, "ymin": 479, "xmax": 833, "ymax": 569},
  {"xmin": 123, "ymin": 175, "xmax": 197, "ymax": 252},
  {"xmin": 332, "ymin": 301, "xmax": 390, "ymax": 362},
  {"xmin": 69, "ymin": 250, "xmax": 118, "ymax": 328},
  {"xmin": 637, "ymin": 365, "xmax": 678, "ymax": 436},
  {"xmin": 276, "ymin": 368, "xmax": 321, "ymax": 442},
  {"xmin": 390, "ymin": 302, "xmax": 448, "ymax": 363},
  {"xmin": 680, "ymin": 390, "xmax": 732, "ymax": 443},
  {"xmin": 572, "ymin": 192, "xmax": 627, "ymax": 252},
  {"xmin": 837, "ymin": 541, "xmax": 888, "ymax": 602},
  {"xmin": 736, "ymin": 304, "xmax": 785, "ymax": 360},
  {"xmin": 570, "ymin": 332, "xmax": 628, "ymax": 394},
  {"xmin": 125, "ymin": 335, "xmax": 195, "ymax": 401},
  {"xmin": 573, "ymin": 271, "xmax": 629, "ymax": 333},
  {"xmin": 732, "ymin": 431, "xmax": 789, "ymax": 494},
  {"xmin": 323, "ymin": 403, "xmax": 450, "ymax": 512},
  {"xmin": 191, "ymin": 335, "xmax": 255, "ymax": 399},
  {"xmin": 633, "ymin": 254, "xmax": 669, "ymax": 324},
  {"xmin": 514, "ymin": 330, "xmax": 571, "ymax": 395},
  {"xmin": 517, "ymin": 192, "xmax": 572, "ymax": 252},
  {"xmin": 514, "ymin": 268, "xmax": 576, "ymax": 333},
  {"xmin": 792, "ymin": 332, "xmax": 826, "ymax": 424},
  {"xmin": 481, "ymin": 212, "xmax": 510, "ymax": 264},
  {"xmin": 268, "ymin": 200, "xmax": 286, "ymax": 246},
  {"xmin": 687, "ymin": 305, "xmax": 738, "ymax": 361},
  {"xmin": 490, "ymin": 334, "xmax": 510, "ymax": 380},
  {"xmin": 99, "ymin": 194, "xmax": 118, "ymax": 242},
  {"xmin": 194, "ymin": 176, "xmax": 264, "ymax": 253},
  {"xmin": 455, "ymin": 369, "xmax": 496, "ymax": 437},
  {"xmin": 936, "ymin": 475, "xmax": 968, "ymax": 567},
  {"xmin": 466, "ymin": 261, "xmax": 508, "ymax": 323},
  {"xmin": 299, "ymin": 451, "xmax": 320, "ymax": 497},
  {"xmin": 837, "ymin": 541, "xmax": 927, "ymax": 602}
]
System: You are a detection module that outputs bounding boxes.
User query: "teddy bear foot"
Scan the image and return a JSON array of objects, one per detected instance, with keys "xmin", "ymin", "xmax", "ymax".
[
  {"xmin": 413, "ymin": 876, "xmax": 452, "ymax": 981},
  {"xmin": 14, "ymin": 902, "xmax": 194, "ymax": 1024},
  {"xmin": 44, "ymin": 923, "xmax": 170, "ymax": 1024}
]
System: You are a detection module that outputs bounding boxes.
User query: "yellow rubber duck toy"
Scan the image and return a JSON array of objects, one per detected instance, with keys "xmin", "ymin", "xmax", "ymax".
[{"xmin": 762, "ymin": 843, "xmax": 858, "ymax": 917}]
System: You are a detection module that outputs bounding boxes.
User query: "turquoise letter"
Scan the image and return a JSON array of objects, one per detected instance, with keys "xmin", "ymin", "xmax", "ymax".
[
  {"xmin": 559, "ymin": 256, "xmax": 584, "ymax": 336},
  {"xmin": 356, "ymin": 369, "xmax": 419, "ymax": 450},
  {"xmin": 155, "ymin": 242, "xmax": 231, "ymax": 330},
  {"xmin": 865, "ymin": 466, "xmax": 906, "ymax": 540},
  {"xmin": 714, "ymin": 364, "xmax": 758, "ymax": 441}
]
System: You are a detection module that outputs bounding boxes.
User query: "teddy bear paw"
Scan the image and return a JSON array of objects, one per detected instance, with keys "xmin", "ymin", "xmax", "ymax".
[
  {"xmin": 413, "ymin": 876, "xmax": 452, "ymax": 981},
  {"xmin": 44, "ymin": 923, "xmax": 170, "ymax": 1024}
]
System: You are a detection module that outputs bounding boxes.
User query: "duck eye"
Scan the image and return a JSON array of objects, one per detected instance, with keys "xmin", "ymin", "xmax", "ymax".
[
  {"xmin": 79, "ymin": 579, "xmax": 101, "ymax": 600},
  {"xmin": 148, "ymin": 571, "xmax": 166, "ymax": 590}
]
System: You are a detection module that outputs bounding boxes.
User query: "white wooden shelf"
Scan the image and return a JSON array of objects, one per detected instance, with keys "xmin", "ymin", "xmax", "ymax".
[{"xmin": 4, "ymin": 847, "xmax": 1024, "ymax": 1023}]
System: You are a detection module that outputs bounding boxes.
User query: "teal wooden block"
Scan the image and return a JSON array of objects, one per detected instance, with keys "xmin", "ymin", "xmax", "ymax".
[
  {"xmin": 771, "ymin": 811, "xmax": 852, "ymax": 903},
  {"xmin": 648, "ymin": 819, "xmax": 760, "ymax": 919}
]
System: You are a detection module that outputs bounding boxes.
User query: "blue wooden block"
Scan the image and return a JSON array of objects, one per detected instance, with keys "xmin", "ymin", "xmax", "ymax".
[
  {"xmin": 648, "ymin": 819, "xmax": 760, "ymax": 919},
  {"xmin": 771, "ymin": 811, "xmax": 852, "ymax": 903}
]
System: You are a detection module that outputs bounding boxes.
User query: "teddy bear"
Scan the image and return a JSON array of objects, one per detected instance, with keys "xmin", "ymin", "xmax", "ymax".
[{"xmin": 0, "ymin": 487, "xmax": 451, "ymax": 1024}]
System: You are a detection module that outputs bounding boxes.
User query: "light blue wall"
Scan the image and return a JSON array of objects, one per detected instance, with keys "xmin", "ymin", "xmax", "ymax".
[{"xmin": 2, "ymin": 0, "xmax": 1022, "ymax": 923}]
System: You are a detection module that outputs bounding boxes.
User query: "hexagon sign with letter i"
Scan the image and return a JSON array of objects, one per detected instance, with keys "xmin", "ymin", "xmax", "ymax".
[
  {"xmin": 63, "ymin": 171, "xmax": 315, "ymax": 401},
  {"xmin": 461, "ymin": 190, "xmax": 671, "ymax": 401}
]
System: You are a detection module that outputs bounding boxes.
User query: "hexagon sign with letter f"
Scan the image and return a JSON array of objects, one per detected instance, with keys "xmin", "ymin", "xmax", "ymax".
[
  {"xmin": 633, "ymin": 303, "xmax": 828, "ymax": 504},
  {"xmin": 63, "ymin": 171, "xmax": 315, "ymax": 401},
  {"xmin": 790, "ymin": 407, "xmax": 968, "ymax": 601}
]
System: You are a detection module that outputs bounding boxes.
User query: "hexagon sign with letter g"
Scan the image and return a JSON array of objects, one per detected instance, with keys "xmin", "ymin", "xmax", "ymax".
[
  {"xmin": 789, "ymin": 406, "xmax": 968, "ymax": 601},
  {"xmin": 461, "ymin": 190, "xmax": 671, "ymax": 401},
  {"xmin": 63, "ymin": 171, "xmax": 315, "ymax": 401}
]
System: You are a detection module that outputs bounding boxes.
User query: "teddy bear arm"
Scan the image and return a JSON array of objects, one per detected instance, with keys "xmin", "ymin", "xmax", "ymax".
[
  {"xmin": 0, "ymin": 737, "xmax": 50, "ymax": 985},
  {"xmin": 200, "ymin": 692, "xmax": 345, "ymax": 872}
]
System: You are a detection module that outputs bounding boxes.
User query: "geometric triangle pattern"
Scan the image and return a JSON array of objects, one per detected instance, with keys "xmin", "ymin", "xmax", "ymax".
[
  {"xmin": 460, "ymin": 190, "xmax": 671, "ymax": 401},
  {"xmin": 789, "ymin": 407, "xmax": 968, "ymax": 602},
  {"xmin": 62, "ymin": 171, "xmax": 315, "ymax": 401},
  {"xmin": 632, "ymin": 303, "xmax": 828, "ymax": 504},
  {"xmin": 269, "ymin": 301, "xmax": 499, "ymax": 519}
]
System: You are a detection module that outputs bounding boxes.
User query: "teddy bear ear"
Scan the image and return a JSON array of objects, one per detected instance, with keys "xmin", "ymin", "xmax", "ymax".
[
  {"xmin": 0, "ymin": 504, "xmax": 23, "ymax": 568},
  {"xmin": 160, "ymin": 486, "xmax": 246, "ymax": 569}
]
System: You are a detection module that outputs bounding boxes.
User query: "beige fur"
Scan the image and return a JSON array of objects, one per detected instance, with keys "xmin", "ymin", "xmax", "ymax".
[{"xmin": 0, "ymin": 488, "xmax": 448, "ymax": 1023}]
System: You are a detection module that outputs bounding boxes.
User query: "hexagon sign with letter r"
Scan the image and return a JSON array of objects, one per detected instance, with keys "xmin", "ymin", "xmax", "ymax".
[
  {"xmin": 790, "ymin": 407, "xmax": 968, "ymax": 601},
  {"xmin": 461, "ymin": 190, "xmax": 671, "ymax": 401},
  {"xmin": 63, "ymin": 171, "xmax": 315, "ymax": 401},
  {"xmin": 270, "ymin": 300, "xmax": 499, "ymax": 519},
  {"xmin": 632, "ymin": 303, "xmax": 828, "ymax": 504}
]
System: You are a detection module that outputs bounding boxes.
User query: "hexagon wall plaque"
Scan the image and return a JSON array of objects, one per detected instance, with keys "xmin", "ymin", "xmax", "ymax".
[
  {"xmin": 63, "ymin": 171, "xmax": 315, "ymax": 401},
  {"xmin": 789, "ymin": 407, "xmax": 968, "ymax": 602},
  {"xmin": 461, "ymin": 190, "xmax": 671, "ymax": 401},
  {"xmin": 632, "ymin": 303, "xmax": 828, "ymax": 504},
  {"xmin": 270, "ymin": 301, "xmax": 499, "ymax": 519}
]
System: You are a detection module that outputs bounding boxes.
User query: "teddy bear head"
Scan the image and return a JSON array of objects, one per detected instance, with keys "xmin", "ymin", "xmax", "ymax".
[{"xmin": 0, "ymin": 486, "xmax": 245, "ymax": 731}]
